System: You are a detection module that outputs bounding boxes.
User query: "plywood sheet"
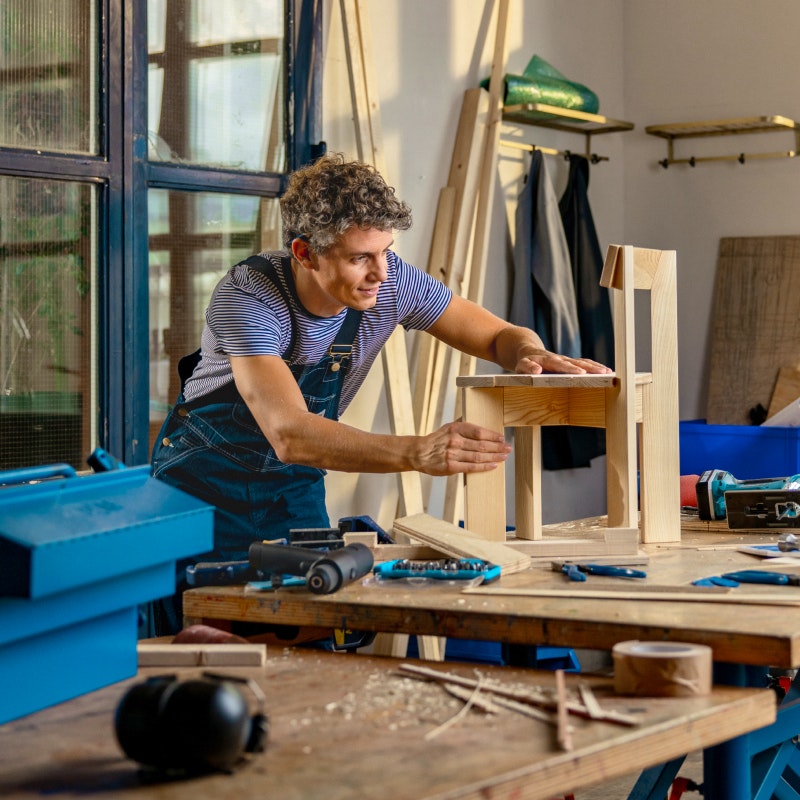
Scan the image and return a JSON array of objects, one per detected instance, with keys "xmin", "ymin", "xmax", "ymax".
[
  {"xmin": 706, "ymin": 236, "xmax": 800, "ymax": 424},
  {"xmin": 768, "ymin": 365, "xmax": 800, "ymax": 418}
]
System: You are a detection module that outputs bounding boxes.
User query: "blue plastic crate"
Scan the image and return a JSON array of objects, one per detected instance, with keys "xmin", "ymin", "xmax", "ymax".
[
  {"xmin": 680, "ymin": 419, "xmax": 800, "ymax": 479},
  {"xmin": 406, "ymin": 637, "xmax": 580, "ymax": 671},
  {"xmin": 0, "ymin": 465, "xmax": 213, "ymax": 723}
]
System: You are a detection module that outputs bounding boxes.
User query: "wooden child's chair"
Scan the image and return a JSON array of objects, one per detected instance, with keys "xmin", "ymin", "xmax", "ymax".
[{"xmin": 456, "ymin": 245, "xmax": 681, "ymax": 544}]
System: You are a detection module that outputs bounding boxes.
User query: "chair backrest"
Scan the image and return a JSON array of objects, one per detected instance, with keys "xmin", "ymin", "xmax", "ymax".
[
  {"xmin": 601, "ymin": 245, "xmax": 680, "ymax": 541},
  {"xmin": 600, "ymin": 244, "xmax": 678, "ymax": 395}
]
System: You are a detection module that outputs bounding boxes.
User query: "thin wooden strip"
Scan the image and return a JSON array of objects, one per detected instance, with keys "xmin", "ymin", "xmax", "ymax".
[
  {"xmin": 462, "ymin": 586, "xmax": 800, "ymax": 606},
  {"xmin": 555, "ymin": 669, "xmax": 573, "ymax": 751},
  {"xmin": 398, "ymin": 663, "xmax": 637, "ymax": 727}
]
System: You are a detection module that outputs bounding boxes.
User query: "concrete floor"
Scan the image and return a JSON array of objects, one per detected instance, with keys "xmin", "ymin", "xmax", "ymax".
[{"xmin": 577, "ymin": 750, "xmax": 703, "ymax": 799}]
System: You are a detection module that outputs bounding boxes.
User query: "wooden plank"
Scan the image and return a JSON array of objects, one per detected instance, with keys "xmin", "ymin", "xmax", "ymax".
[
  {"xmin": 639, "ymin": 248, "xmax": 681, "ymax": 543},
  {"xmin": 393, "ymin": 512, "xmax": 531, "ymax": 573},
  {"xmin": 413, "ymin": 186, "xmax": 456, "ymax": 433},
  {"xmin": 463, "ymin": 586, "xmax": 800, "ymax": 606},
  {"xmin": 137, "ymin": 643, "xmax": 266, "ymax": 667},
  {"xmin": 602, "ymin": 245, "xmax": 639, "ymax": 531},
  {"xmin": 706, "ymin": 236, "xmax": 800, "ymax": 424},
  {"xmin": 768, "ymin": 365, "xmax": 800, "ymax": 418},
  {"xmin": 418, "ymin": 88, "xmax": 489, "ymax": 440},
  {"xmin": 457, "ymin": 0, "xmax": 510, "ymax": 377},
  {"xmin": 504, "ymin": 529, "xmax": 640, "ymax": 558},
  {"xmin": 457, "ymin": 374, "xmax": 618, "ymax": 388}
]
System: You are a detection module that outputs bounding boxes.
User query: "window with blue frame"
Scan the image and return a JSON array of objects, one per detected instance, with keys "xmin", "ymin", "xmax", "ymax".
[{"xmin": 0, "ymin": 0, "xmax": 318, "ymax": 471}]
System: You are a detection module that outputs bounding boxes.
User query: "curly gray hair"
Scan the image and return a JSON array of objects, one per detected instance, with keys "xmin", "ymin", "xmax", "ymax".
[{"xmin": 280, "ymin": 153, "xmax": 412, "ymax": 253}]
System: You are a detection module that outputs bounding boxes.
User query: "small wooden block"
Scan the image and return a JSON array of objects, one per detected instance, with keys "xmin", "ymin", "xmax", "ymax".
[
  {"xmin": 342, "ymin": 531, "xmax": 378, "ymax": 548},
  {"xmin": 137, "ymin": 643, "xmax": 267, "ymax": 667}
]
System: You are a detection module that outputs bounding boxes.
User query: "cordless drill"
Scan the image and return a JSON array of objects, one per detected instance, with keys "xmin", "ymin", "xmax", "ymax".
[{"xmin": 696, "ymin": 469, "xmax": 800, "ymax": 521}]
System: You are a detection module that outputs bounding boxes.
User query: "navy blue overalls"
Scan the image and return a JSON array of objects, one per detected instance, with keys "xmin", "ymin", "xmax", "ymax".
[{"xmin": 150, "ymin": 255, "xmax": 362, "ymax": 633}]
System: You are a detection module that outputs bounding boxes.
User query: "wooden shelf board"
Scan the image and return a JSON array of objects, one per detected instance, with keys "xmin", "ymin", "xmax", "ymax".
[
  {"xmin": 646, "ymin": 115, "xmax": 800, "ymax": 140},
  {"xmin": 502, "ymin": 102, "xmax": 635, "ymax": 135}
]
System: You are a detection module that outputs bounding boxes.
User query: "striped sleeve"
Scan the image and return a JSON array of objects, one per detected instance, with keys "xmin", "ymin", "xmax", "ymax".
[
  {"xmin": 205, "ymin": 264, "xmax": 291, "ymax": 357},
  {"xmin": 392, "ymin": 252, "xmax": 452, "ymax": 330}
]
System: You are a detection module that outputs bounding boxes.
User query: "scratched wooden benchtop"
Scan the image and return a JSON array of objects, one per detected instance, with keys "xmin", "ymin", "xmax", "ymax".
[{"xmin": 0, "ymin": 649, "xmax": 776, "ymax": 800}]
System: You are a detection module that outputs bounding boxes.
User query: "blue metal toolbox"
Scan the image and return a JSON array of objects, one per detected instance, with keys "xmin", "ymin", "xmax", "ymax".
[{"xmin": 0, "ymin": 464, "xmax": 214, "ymax": 723}]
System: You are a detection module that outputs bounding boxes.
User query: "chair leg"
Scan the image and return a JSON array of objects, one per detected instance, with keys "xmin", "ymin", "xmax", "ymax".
[{"xmin": 514, "ymin": 425, "xmax": 542, "ymax": 540}]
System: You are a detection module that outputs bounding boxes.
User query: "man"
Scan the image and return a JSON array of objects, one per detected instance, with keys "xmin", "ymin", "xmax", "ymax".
[{"xmin": 151, "ymin": 154, "xmax": 609, "ymax": 631}]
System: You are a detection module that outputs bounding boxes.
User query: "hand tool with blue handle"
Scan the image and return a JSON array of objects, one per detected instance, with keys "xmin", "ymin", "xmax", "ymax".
[
  {"xmin": 558, "ymin": 563, "xmax": 647, "ymax": 581},
  {"xmin": 692, "ymin": 575, "xmax": 741, "ymax": 587},
  {"xmin": 721, "ymin": 570, "xmax": 800, "ymax": 586},
  {"xmin": 374, "ymin": 558, "xmax": 501, "ymax": 583}
]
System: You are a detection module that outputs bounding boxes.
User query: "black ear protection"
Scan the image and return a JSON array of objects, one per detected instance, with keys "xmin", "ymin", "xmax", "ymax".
[{"xmin": 114, "ymin": 671, "xmax": 269, "ymax": 774}]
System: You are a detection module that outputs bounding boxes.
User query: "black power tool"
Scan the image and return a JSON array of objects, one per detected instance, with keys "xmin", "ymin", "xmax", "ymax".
[{"xmin": 248, "ymin": 541, "xmax": 374, "ymax": 594}]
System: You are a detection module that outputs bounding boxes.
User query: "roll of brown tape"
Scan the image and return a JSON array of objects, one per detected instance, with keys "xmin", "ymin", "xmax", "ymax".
[{"xmin": 612, "ymin": 640, "xmax": 713, "ymax": 697}]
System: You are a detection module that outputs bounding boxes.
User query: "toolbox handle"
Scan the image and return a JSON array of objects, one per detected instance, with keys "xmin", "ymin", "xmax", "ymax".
[{"xmin": 0, "ymin": 463, "xmax": 78, "ymax": 487}]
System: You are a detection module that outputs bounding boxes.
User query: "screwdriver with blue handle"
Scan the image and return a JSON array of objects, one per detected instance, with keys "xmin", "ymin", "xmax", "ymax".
[
  {"xmin": 721, "ymin": 570, "xmax": 800, "ymax": 586},
  {"xmin": 561, "ymin": 563, "xmax": 647, "ymax": 582}
]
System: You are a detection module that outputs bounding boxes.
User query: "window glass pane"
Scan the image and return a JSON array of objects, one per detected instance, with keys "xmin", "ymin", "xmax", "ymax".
[
  {"xmin": 148, "ymin": 189, "xmax": 281, "ymax": 446},
  {"xmin": 0, "ymin": 0, "xmax": 97, "ymax": 154},
  {"xmin": 149, "ymin": 0, "xmax": 285, "ymax": 172},
  {"xmin": 0, "ymin": 176, "xmax": 97, "ymax": 469}
]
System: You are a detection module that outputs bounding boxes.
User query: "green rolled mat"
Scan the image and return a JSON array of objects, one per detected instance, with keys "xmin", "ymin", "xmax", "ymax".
[{"xmin": 482, "ymin": 54, "xmax": 599, "ymax": 115}]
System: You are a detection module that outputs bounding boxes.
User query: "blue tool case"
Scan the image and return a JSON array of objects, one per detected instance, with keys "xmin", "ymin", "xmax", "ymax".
[{"xmin": 0, "ymin": 464, "xmax": 214, "ymax": 723}]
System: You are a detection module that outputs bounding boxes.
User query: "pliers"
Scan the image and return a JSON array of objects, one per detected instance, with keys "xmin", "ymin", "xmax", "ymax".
[{"xmin": 561, "ymin": 563, "xmax": 647, "ymax": 582}]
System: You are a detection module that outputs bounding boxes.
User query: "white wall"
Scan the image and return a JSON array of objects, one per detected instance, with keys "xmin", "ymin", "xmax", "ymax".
[
  {"xmin": 623, "ymin": 0, "xmax": 800, "ymax": 420},
  {"xmin": 319, "ymin": 0, "xmax": 799, "ymax": 530}
]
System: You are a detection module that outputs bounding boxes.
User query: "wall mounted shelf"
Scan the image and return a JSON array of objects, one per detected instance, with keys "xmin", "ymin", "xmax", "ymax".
[
  {"xmin": 645, "ymin": 115, "xmax": 800, "ymax": 168},
  {"xmin": 500, "ymin": 102, "xmax": 634, "ymax": 162}
]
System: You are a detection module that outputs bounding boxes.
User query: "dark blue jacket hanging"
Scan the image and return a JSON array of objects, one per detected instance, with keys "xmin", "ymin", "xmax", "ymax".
[
  {"xmin": 538, "ymin": 154, "xmax": 614, "ymax": 470},
  {"xmin": 510, "ymin": 149, "xmax": 582, "ymax": 358}
]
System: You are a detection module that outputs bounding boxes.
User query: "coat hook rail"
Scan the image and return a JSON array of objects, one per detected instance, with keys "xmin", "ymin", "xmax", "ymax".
[
  {"xmin": 499, "ymin": 138, "xmax": 609, "ymax": 164},
  {"xmin": 659, "ymin": 149, "xmax": 798, "ymax": 169}
]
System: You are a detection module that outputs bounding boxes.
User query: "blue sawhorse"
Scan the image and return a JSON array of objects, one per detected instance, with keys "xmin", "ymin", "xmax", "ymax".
[{"xmin": 627, "ymin": 665, "xmax": 800, "ymax": 800}]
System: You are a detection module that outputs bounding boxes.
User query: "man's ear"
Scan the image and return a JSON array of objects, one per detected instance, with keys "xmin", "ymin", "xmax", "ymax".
[{"xmin": 291, "ymin": 237, "xmax": 314, "ymax": 266}]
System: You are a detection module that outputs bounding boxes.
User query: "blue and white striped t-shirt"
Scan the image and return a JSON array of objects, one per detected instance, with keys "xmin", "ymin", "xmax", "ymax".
[{"xmin": 184, "ymin": 250, "xmax": 452, "ymax": 413}]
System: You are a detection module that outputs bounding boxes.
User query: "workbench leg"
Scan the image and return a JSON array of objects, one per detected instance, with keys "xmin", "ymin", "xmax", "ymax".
[
  {"xmin": 703, "ymin": 735, "xmax": 752, "ymax": 800},
  {"xmin": 626, "ymin": 757, "xmax": 684, "ymax": 800}
]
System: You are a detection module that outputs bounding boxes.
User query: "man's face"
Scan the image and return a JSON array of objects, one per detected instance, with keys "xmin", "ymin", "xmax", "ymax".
[{"xmin": 299, "ymin": 227, "xmax": 393, "ymax": 316}]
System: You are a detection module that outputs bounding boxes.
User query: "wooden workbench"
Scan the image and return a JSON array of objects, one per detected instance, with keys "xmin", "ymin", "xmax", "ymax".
[
  {"xmin": 0, "ymin": 649, "xmax": 776, "ymax": 800},
  {"xmin": 183, "ymin": 527, "xmax": 800, "ymax": 669}
]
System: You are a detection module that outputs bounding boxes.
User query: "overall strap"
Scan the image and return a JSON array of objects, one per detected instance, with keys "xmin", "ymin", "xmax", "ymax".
[
  {"xmin": 243, "ymin": 255, "xmax": 297, "ymax": 360},
  {"xmin": 244, "ymin": 254, "xmax": 363, "ymax": 372}
]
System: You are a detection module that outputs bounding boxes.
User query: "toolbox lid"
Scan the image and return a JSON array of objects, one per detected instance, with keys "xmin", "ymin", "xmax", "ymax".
[{"xmin": 0, "ymin": 466, "xmax": 214, "ymax": 599}]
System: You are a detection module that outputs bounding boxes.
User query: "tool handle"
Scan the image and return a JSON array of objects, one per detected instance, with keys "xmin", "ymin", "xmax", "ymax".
[
  {"xmin": 248, "ymin": 541, "xmax": 374, "ymax": 594},
  {"xmin": 584, "ymin": 565, "xmax": 647, "ymax": 579},
  {"xmin": 186, "ymin": 560, "xmax": 264, "ymax": 587},
  {"xmin": 562, "ymin": 564, "xmax": 587, "ymax": 582},
  {"xmin": 721, "ymin": 570, "xmax": 789, "ymax": 585},
  {"xmin": 249, "ymin": 542, "xmax": 321, "ymax": 577},
  {"xmin": 0, "ymin": 463, "xmax": 77, "ymax": 487}
]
